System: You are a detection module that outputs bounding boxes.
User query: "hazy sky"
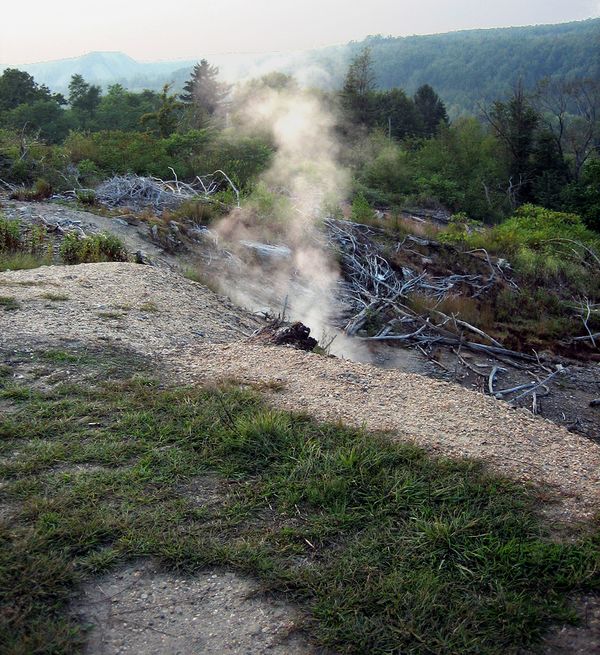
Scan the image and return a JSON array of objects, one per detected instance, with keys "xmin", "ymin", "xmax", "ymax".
[{"xmin": 2, "ymin": 0, "xmax": 599, "ymax": 64}]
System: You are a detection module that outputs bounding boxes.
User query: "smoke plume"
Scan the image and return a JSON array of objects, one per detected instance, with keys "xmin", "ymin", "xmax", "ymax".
[{"xmin": 213, "ymin": 83, "xmax": 353, "ymax": 351}]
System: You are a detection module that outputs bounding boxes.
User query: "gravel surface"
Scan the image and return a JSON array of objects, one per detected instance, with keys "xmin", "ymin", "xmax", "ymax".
[
  {"xmin": 0, "ymin": 262, "xmax": 261, "ymax": 350},
  {"xmin": 2, "ymin": 261, "xmax": 599, "ymax": 525}
]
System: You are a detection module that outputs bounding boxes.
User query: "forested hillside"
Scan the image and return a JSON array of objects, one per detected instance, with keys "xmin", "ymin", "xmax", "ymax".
[
  {"xmin": 305, "ymin": 18, "xmax": 600, "ymax": 114},
  {"xmin": 8, "ymin": 19, "xmax": 599, "ymax": 115}
]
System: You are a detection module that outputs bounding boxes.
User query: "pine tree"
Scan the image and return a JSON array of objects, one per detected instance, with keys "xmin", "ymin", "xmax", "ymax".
[
  {"xmin": 341, "ymin": 47, "xmax": 377, "ymax": 126},
  {"xmin": 414, "ymin": 85, "xmax": 448, "ymax": 137},
  {"xmin": 68, "ymin": 74, "xmax": 101, "ymax": 128},
  {"xmin": 179, "ymin": 60, "xmax": 230, "ymax": 127}
]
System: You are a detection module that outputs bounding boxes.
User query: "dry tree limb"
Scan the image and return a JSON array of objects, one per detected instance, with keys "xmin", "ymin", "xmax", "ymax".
[
  {"xmin": 511, "ymin": 367, "xmax": 566, "ymax": 403},
  {"xmin": 494, "ymin": 382, "xmax": 537, "ymax": 397},
  {"xmin": 451, "ymin": 347, "xmax": 489, "ymax": 377},
  {"xmin": 432, "ymin": 310, "xmax": 504, "ymax": 348},
  {"xmin": 488, "ymin": 366, "xmax": 504, "ymax": 394},
  {"xmin": 417, "ymin": 345, "xmax": 453, "ymax": 373}
]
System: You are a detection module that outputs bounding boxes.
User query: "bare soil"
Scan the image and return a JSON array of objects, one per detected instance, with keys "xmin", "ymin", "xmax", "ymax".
[{"xmin": 74, "ymin": 560, "xmax": 319, "ymax": 655}]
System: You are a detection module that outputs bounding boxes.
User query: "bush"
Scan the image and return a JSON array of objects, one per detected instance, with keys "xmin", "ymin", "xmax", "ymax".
[
  {"xmin": 351, "ymin": 192, "xmax": 376, "ymax": 223},
  {"xmin": 9, "ymin": 178, "xmax": 53, "ymax": 201},
  {"xmin": 169, "ymin": 199, "xmax": 217, "ymax": 225},
  {"xmin": 75, "ymin": 189, "xmax": 97, "ymax": 206},
  {"xmin": 438, "ymin": 212, "xmax": 482, "ymax": 244},
  {"xmin": 0, "ymin": 214, "xmax": 52, "ymax": 270},
  {"xmin": 0, "ymin": 215, "xmax": 21, "ymax": 251},
  {"xmin": 59, "ymin": 232, "xmax": 129, "ymax": 265}
]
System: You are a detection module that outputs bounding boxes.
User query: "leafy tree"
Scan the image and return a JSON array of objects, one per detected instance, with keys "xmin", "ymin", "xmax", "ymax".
[
  {"xmin": 535, "ymin": 78, "xmax": 600, "ymax": 181},
  {"xmin": 3, "ymin": 100, "xmax": 73, "ymax": 143},
  {"xmin": 141, "ymin": 84, "xmax": 181, "ymax": 138},
  {"xmin": 68, "ymin": 74, "xmax": 101, "ymax": 128},
  {"xmin": 0, "ymin": 69, "xmax": 54, "ymax": 111},
  {"xmin": 179, "ymin": 60, "xmax": 230, "ymax": 127},
  {"xmin": 562, "ymin": 159, "xmax": 600, "ymax": 230},
  {"xmin": 414, "ymin": 84, "xmax": 448, "ymax": 137},
  {"xmin": 96, "ymin": 84, "xmax": 159, "ymax": 132}
]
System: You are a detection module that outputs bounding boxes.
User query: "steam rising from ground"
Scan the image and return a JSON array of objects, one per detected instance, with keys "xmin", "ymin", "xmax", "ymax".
[{"xmin": 214, "ymin": 85, "xmax": 354, "ymax": 352}]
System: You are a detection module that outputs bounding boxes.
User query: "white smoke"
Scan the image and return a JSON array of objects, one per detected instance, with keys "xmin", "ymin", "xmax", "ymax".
[{"xmin": 213, "ymin": 83, "xmax": 353, "ymax": 349}]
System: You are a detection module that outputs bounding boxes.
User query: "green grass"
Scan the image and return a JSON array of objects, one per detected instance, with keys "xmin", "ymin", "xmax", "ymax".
[
  {"xmin": 139, "ymin": 301, "xmax": 159, "ymax": 313},
  {"xmin": 0, "ymin": 252, "xmax": 52, "ymax": 271},
  {"xmin": 0, "ymin": 296, "xmax": 20, "ymax": 311},
  {"xmin": 59, "ymin": 232, "xmax": 129, "ymax": 265},
  {"xmin": 40, "ymin": 293, "xmax": 70, "ymax": 302},
  {"xmin": 0, "ymin": 351, "xmax": 599, "ymax": 654}
]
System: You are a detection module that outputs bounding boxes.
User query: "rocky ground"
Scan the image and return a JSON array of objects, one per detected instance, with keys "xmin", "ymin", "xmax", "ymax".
[
  {"xmin": 3, "ymin": 197, "xmax": 598, "ymax": 442},
  {"xmin": 2, "ymin": 199, "xmax": 600, "ymax": 652}
]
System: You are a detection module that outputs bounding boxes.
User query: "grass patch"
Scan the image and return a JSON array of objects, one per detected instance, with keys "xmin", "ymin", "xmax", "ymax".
[
  {"xmin": 139, "ymin": 301, "xmax": 159, "ymax": 313},
  {"xmin": 0, "ymin": 251, "xmax": 52, "ymax": 271},
  {"xmin": 59, "ymin": 232, "xmax": 129, "ymax": 265},
  {"xmin": 40, "ymin": 292, "xmax": 70, "ymax": 302},
  {"xmin": 0, "ymin": 355, "xmax": 599, "ymax": 653},
  {"xmin": 183, "ymin": 267, "xmax": 222, "ymax": 293},
  {"xmin": 0, "ymin": 295, "xmax": 20, "ymax": 311},
  {"xmin": 97, "ymin": 311, "xmax": 123, "ymax": 320},
  {"xmin": 40, "ymin": 350, "xmax": 90, "ymax": 365}
]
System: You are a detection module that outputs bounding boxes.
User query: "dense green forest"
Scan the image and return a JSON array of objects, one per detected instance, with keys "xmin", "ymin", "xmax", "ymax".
[
  {"xmin": 310, "ymin": 18, "xmax": 600, "ymax": 115},
  {"xmin": 2, "ymin": 42, "xmax": 597, "ymax": 229}
]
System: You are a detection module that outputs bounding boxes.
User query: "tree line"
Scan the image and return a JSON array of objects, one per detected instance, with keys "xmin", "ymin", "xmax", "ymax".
[{"xmin": 0, "ymin": 48, "xmax": 598, "ymax": 228}]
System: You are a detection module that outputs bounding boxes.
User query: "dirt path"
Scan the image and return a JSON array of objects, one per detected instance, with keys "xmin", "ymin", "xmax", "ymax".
[{"xmin": 2, "ymin": 262, "xmax": 599, "ymax": 524}]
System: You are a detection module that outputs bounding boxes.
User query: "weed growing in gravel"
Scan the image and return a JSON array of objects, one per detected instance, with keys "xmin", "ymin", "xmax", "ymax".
[
  {"xmin": 40, "ymin": 292, "xmax": 70, "ymax": 302},
  {"xmin": 0, "ymin": 295, "xmax": 20, "ymax": 311},
  {"xmin": 0, "ymin": 351, "xmax": 599, "ymax": 654},
  {"xmin": 139, "ymin": 301, "xmax": 159, "ymax": 313},
  {"xmin": 0, "ymin": 214, "xmax": 52, "ymax": 271},
  {"xmin": 59, "ymin": 232, "xmax": 129, "ymax": 265}
]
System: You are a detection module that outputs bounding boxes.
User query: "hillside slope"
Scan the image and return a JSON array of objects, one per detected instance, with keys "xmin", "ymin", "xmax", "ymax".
[
  {"xmin": 303, "ymin": 18, "xmax": 600, "ymax": 114},
  {"xmin": 1, "ymin": 261, "xmax": 599, "ymax": 523}
]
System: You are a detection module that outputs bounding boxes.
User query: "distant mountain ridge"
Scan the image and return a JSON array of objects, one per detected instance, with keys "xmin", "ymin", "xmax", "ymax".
[{"xmin": 5, "ymin": 18, "xmax": 600, "ymax": 114}]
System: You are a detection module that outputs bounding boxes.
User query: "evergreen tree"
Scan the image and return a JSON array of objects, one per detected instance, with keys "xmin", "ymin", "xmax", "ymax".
[
  {"xmin": 483, "ymin": 82, "xmax": 540, "ymax": 203},
  {"xmin": 68, "ymin": 74, "xmax": 101, "ymax": 128},
  {"xmin": 341, "ymin": 47, "xmax": 377, "ymax": 126},
  {"xmin": 141, "ymin": 84, "xmax": 181, "ymax": 138},
  {"xmin": 179, "ymin": 60, "xmax": 230, "ymax": 127},
  {"xmin": 372, "ymin": 88, "xmax": 419, "ymax": 140},
  {"xmin": 414, "ymin": 84, "xmax": 449, "ymax": 137}
]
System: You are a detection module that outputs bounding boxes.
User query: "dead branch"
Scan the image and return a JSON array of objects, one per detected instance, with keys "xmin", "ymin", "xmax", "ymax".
[
  {"xmin": 488, "ymin": 366, "xmax": 505, "ymax": 394},
  {"xmin": 511, "ymin": 367, "xmax": 566, "ymax": 403},
  {"xmin": 95, "ymin": 171, "xmax": 239, "ymax": 213}
]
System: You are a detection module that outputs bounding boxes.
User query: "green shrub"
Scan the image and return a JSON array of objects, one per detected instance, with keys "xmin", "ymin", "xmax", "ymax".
[
  {"xmin": 351, "ymin": 192, "xmax": 376, "ymax": 223},
  {"xmin": 170, "ymin": 199, "xmax": 216, "ymax": 225},
  {"xmin": 0, "ymin": 215, "xmax": 21, "ymax": 251},
  {"xmin": 75, "ymin": 189, "xmax": 97, "ymax": 206},
  {"xmin": 9, "ymin": 178, "xmax": 53, "ymax": 202},
  {"xmin": 59, "ymin": 232, "xmax": 129, "ymax": 265},
  {"xmin": 438, "ymin": 212, "xmax": 482, "ymax": 244},
  {"xmin": 494, "ymin": 204, "xmax": 597, "ymax": 251}
]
